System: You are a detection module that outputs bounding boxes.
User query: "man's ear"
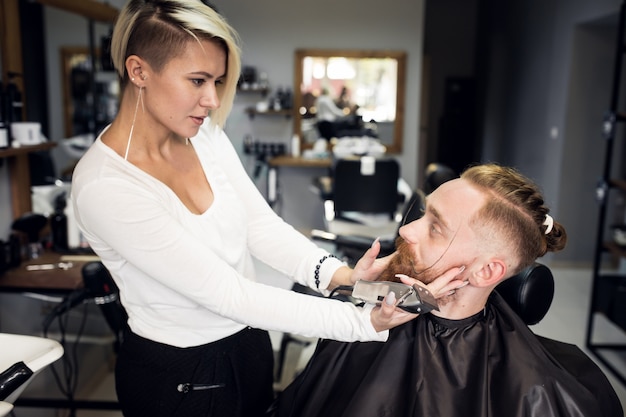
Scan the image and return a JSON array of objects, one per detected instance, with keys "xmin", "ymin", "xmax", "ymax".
[{"xmin": 472, "ymin": 259, "xmax": 507, "ymax": 287}]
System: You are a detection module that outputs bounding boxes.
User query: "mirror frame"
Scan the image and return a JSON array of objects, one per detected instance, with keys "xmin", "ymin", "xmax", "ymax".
[
  {"xmin": 61, "ymin": 46, "xmax": 91, "ymax": 138},
  {"xmin": 293, "ymin": 48, "xmax": 406, "ymax": 154}
]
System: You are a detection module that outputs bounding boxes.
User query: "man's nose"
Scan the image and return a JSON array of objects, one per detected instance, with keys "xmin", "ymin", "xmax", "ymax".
[{"xmin": 398, "ymin": 222, "xmax": 418, "ymax": 242}]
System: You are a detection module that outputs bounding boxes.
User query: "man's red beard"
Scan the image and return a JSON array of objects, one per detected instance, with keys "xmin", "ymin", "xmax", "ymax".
[{"xmin": 378, "ymin": 237, "xmax": 439, "ymax": 284}]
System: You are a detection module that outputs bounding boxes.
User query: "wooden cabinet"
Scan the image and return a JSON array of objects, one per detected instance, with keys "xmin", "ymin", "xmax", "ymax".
[
  {"xmin": 0, "ymin": 0, "xmax": 118, "ymax": 219},
  {"xmin": 1, "ymin": 142, "xmax": 57, "ymax": 218}
]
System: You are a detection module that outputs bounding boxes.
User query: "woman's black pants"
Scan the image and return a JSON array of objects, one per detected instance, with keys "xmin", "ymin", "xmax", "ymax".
[{"xmin": 115, "ymin": 327, "xmax": 275, "ymax": 417}]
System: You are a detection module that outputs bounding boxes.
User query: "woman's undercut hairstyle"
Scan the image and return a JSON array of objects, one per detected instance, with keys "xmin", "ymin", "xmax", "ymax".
[{"xmin": 110, "ymin": 0, "xmax": 241, "ymax": 127}]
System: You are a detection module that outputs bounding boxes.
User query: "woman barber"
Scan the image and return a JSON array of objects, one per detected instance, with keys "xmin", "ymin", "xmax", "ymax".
[{"xmin": 71, "ymin": 1, "xmax": 464, "ymax": 416}]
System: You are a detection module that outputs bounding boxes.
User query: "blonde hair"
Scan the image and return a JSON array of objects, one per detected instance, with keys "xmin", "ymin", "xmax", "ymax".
[
  {"xmin": 461, "ymin": 163, "xmax": 567, "ymax": 275},
  {"xmin": 110, "ymin": 0, "xmax": 241, "ymax": 127}
]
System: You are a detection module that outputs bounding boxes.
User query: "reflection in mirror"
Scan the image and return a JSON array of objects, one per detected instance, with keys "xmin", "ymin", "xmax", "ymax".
[
  {"xmin": 61, "ymin": 47, "xmax": 119, "ymax": 138},
  {"xmin": 294, "ymin": 49, "xmax": 406, "ymax": 154}
]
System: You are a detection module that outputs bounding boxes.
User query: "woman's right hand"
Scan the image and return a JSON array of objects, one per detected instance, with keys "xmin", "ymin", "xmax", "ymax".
[{"xmin": 370, "ymin": 291, "xmax": 418, "ymax": 332}]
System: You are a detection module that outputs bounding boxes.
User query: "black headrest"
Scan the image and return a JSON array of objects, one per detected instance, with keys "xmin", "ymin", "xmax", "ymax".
[
  {"xmin": 495, "ymin": 262, "xmax": 555, "ymax": 325},
  {"xmin": 424, "ymin": 163, "xmax": 457, "ymax": 195}
]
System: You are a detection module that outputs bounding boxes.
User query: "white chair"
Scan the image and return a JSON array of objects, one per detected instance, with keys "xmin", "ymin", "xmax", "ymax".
[{"xmin": 0, "ymin": 333, "xmax": 64, "ymax": 416}]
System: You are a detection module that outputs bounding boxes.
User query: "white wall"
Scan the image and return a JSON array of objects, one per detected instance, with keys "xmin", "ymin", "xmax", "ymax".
[
  {"xmin": 479, "ymin": 0, "xmax": 623, "ymax": 265},
  {"xmin": 213, "ymin": 0, "xmax": 425, "ymax": 231},
  {"xmin": 215, "ymin": 0, "xmax": 424, "ymax": 172}
]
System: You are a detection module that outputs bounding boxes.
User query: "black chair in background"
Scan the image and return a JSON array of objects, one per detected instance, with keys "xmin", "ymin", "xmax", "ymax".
[
  {"xmin": 28, "ymin": 151, "xmax": 57, "ymax": 186},
  {"xmin": 311, "ymin": 157, "xmax": 405, "ymax": 263},
  {"xmin": 315, "ymin": 116, "xmax": 370, "ymax": 141},
  {"xmin": 315, "ymin": 121, "xmax": 336, "ymax": 141},
  {"xmin": 332, "ymin": 157, "xmax": 401, "ymax": 219},
  {"xmin": 312, "ymin": 162, "xmax": 458, "ymax": 265},
  {"xmin": 423, "ymin": 162, "xmax": 458, "ymax": 194}
]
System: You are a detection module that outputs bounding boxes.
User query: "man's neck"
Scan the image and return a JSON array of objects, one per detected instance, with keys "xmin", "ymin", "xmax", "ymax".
[{"xmin": 430, "ymin": 286, "xmax": 492, "ymax": 320}]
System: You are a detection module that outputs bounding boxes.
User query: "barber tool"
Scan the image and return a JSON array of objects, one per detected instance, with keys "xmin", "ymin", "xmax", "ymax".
[
  {"xmin": 11, "ymin": 213, "xmax": 48, "ymax": 260},
  {"xmin": 26, "ymin": 262, "xmax": 74, "ymax": 271},
  {"xmin": 351, "ymin": 280, "xmax": 439, "ymax": 314}
]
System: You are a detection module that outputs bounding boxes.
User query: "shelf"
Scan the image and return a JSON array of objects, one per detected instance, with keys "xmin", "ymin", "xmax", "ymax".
[
  {"xmin": 603, "ymin": 241, "xmax": 626, "ymax": 257},
  {"xmin": 268, "ymin": 155, "xmax": 331, "ymax": 168},
  {"xmin": 35, "ymin": 0, "xmax": 119, "ymax": 23},
  {"xmin": 591, "ymin": 274, "xmax": 626, "ymax": 332},
  {"xmin": 0, "ymin": 142, "xmax": 56, "ymax": 159},
  {"xmin": 245, "ymin": 108, "xmax": 292, "ymax": 119},
  {"xmin": 237, "ymin": 86, "xmax": 269, "ymax": 96},
  {"xmin": 1, "ymin": 142, "xmax": 57, "ymax": 219},
  {"xmin": 609, "ymin": 178, "xmax": 626, "ymax": 192}
]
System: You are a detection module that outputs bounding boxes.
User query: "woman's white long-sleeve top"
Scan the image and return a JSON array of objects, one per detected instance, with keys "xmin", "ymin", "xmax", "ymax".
[{"xmin": 71, "ymin": 121, "xmax": 387, "ymax": 348}]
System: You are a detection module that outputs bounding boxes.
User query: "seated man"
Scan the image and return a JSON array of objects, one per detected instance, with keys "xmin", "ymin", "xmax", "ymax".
[
  {"xmin": 270, "ymin": 163, "xmax": 623, "ymax": 417},
  {"xmin": 315, "ymin": 88, "xmax": 364, "ymax": 140}
]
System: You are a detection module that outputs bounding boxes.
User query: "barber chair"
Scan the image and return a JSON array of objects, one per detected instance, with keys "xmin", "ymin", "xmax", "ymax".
[
  {"xmin": 496, "ymin": 263, "xmax": 554, "ymax": 325},
  {"xmin": 312, "ymin": 162, "xmax": 457, "ymax": 266},
  {"xmin": 327, "ymin": 157, "xmax": 402, "ymax": 219},
  {"xmin": 316, "ymin": 116, "xmax": 368, "ymax": 141},
  {"xmin": 423, "ymin": 162, "xmax": 458, "ymax": 194},
  {"xmin": 0, "ymin": 333, "xmax": 64, "ymax": 416},
  {"xmin": 42, "ymin": 262, "xmax": 128, "ymax": 353},
  {"xmin": 316, "ymin": 121, "xmax": 336, "ymax": 141},
  {"xmin": 313, "ymin": 157, "xmax": 405, "ymax": 251},
  {"xmin": 312, "ymin": 187, "xmax": 424, "ymax": 264}
]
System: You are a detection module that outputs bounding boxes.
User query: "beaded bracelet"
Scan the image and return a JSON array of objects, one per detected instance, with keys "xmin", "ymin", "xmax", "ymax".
[{"xmin": 314, "ymin": 254, "xmax": 339, "ymax": 289}]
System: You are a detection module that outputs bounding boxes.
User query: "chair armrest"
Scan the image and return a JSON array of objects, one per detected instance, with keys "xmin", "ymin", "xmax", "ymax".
[
  {"xmin": 311, "ymin": 229, "xmax": 396, "ymax": 257},
  {"xmin": 312, "ymin": 176, "xmax": 333, "ymax": 200}
]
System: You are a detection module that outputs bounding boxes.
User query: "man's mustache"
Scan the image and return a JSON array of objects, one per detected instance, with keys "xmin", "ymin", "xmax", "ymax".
[{"xmin": 378, "ymin": 237, "xmax": 437, "ymax": 284}]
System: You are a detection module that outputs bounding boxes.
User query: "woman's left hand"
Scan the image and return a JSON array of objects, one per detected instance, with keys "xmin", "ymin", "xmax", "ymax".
[{"xmin": 351, "ymin": 238, "xmax": 396, "ymax": 284}]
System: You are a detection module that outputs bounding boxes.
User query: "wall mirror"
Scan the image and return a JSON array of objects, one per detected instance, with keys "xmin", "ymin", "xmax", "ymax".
[
  {"xmin": 293, "ymin": 49, "xmax": 406, "ymax": 154},
  {"xmin": 61, "ymin": 46, "xmax": 119, "ymax": 138}
]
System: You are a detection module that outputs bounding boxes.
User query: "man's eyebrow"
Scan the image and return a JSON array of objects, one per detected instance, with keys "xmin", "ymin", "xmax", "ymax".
[{"xmin": 426, "ymin": 203, "xmax": 453, "ymax": 233}]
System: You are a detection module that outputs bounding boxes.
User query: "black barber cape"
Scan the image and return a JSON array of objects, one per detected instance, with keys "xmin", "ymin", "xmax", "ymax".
[{"xmin": 270, "ymin": 292, "xmax": 623, "ymax": 417}]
